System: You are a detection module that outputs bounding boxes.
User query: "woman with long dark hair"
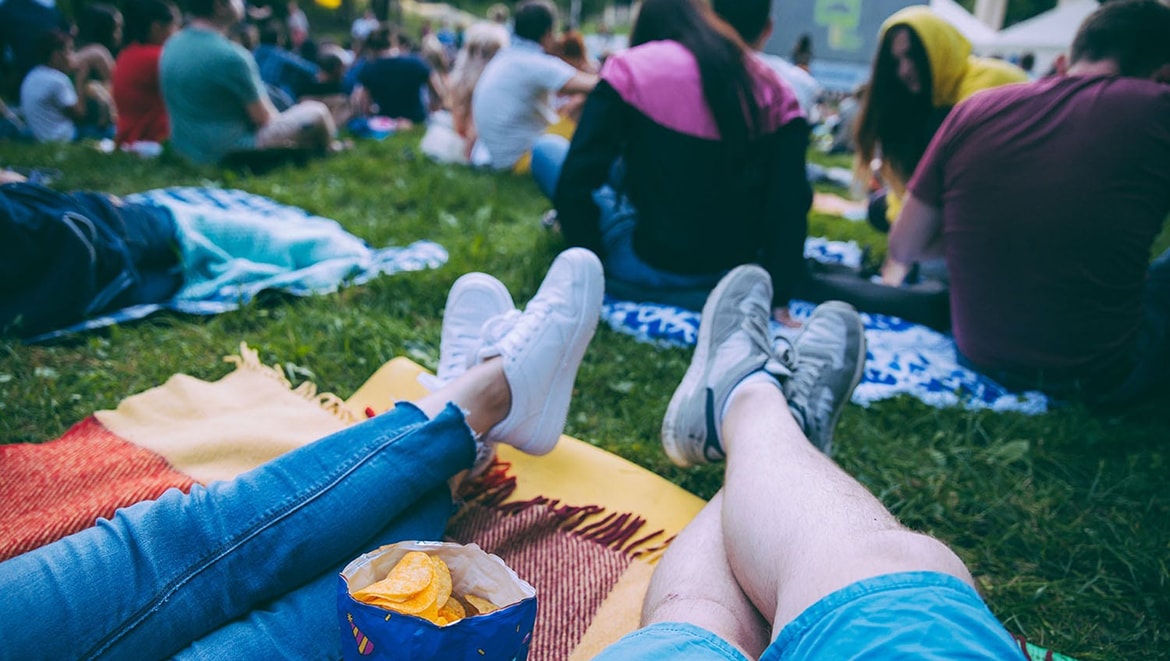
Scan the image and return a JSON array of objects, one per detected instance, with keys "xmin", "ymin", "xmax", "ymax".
[
  {"xmin": 545, "ymin": 0, "xmax": 810, "ymax": 321},
  {"xmin": 856, "ymin": 6, "xmax": 1025, "ymax": 236}
]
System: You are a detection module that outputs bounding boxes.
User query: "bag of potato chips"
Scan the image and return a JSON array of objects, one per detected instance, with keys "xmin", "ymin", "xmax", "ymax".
[{"xmin": 338, "ymin": 541, "xmax": 537, "ymax": 660}]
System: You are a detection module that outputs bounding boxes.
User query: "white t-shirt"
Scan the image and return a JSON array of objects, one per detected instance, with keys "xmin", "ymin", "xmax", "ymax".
[
  {"xmin": 470, "ymin": 37, "xmax": 576, "ymax": 169},
  {"xmin": 754, "ymin": 53, "xmax": 821, "ymax": 119},
  {"xmin": 20, "ymin": 65, "xmax": 77, "ymax": 142}
]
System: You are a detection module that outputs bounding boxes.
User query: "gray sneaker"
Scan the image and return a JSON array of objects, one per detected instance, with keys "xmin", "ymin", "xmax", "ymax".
[
  {"xmin": 661, "ymin": 265, "xmax": 790, "ymax": 467},
  {"xmin": 783, "ymin": 301, "xmax": 866, "ymax": 455}
]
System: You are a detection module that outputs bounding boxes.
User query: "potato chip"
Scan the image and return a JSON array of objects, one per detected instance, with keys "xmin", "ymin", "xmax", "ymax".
[
  {"xmin": 430, "ymin": 555, "xmax": 453, "ymax": 611},
  {"xmin": 381, "ymin": 575, "xmax": 440, "ymax": 615},
  {"xmin": 464, "ymin": 594, "xmax": 499, "ymax": 614},
  {"xmin": 438, "ymin": 597, "xmax": 465, "ymax": 625},
  {"xmin": 351, "ymin": 552, "xmax": 502, "ymax": 625},
  {"xmin": 351, "ymin": 551, "xmax": 434, "ymax": 604}
]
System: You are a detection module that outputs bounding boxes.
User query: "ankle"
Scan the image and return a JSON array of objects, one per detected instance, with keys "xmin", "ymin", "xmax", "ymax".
[
  {"xmin": 457, "ymin": 358, "xmax": 512, "ymax": 435},
  {"xmin": 721, "ymin": 380, "xmax": 788, "ymax": 446}
]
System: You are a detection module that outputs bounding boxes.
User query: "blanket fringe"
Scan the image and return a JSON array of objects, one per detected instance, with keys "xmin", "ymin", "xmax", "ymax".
[
  {"xmin": 223, "ymin": 343, "xmax": 359, "ymax": 425},
  {"xmin": 456, "ymin": 458, "xmax": 672, "ymax": 560}
]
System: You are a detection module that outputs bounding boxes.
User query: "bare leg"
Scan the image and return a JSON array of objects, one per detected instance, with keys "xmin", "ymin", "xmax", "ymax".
[
  {"xmin": 720, "ymin": 382, "xmax": 973, "ymax": 634},
  {"xmin": 641, "ymin": 491, "xmax": 770, "ymax": 659},
  {"xmin": 414, "ymin": 358, "xmax": 511, "ymax": 436}
]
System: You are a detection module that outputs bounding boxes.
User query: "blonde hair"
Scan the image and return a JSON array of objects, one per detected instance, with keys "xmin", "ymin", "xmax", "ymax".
[{"xmin": 446, "ymin": 22, "xmax": 510, "ymax": 115}]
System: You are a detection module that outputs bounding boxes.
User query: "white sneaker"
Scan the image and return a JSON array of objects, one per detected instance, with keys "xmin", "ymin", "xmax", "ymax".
[
  {"xmin": 661, "ymin": 265, "xmax": 791, "ymax": 467},
  {"xmin": 479, "ymin": 248, "xmax": 604, "ymax": 455},
  {"xmin": 432, "ymin": 273, "xmax": 515, "ymax": 387}
]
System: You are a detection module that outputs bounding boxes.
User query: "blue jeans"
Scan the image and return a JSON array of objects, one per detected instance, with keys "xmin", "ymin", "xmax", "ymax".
[
  {"xmin": 531, "ymin": 133, "xmax": 570, "ymax": 201},
  {"xmin": 0, "ymin": 402, "xmax": 473, "ymax": 660},
  {"xmin": 531, "ymin": 135, "xmax": 724, "ymax": 311}
]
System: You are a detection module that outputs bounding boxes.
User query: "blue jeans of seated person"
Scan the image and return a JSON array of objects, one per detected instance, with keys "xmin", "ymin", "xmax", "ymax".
[
  {"xmin": 531, "ymin": 134, "xmax": 724, "ymax": 311},
  {"xmin": 0, "ymin": 402, "xmax": 472, "ymax": 661}
]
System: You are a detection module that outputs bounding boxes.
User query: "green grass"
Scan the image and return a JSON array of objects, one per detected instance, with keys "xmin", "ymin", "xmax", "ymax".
[{"xmin": 2, "ymin": 136, "xmax": 1168, "ymax": 659}]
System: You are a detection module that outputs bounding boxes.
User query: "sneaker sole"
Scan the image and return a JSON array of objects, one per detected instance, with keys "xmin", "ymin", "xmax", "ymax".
[
  {"xmin": 661, "ymin": 265, "xmax": 770, "ymax": 467},
  {"xmin": 511, "ymin": 248, "xmax": 604, "ymax": 455},
  {"xmin": 809, "ymin": 301, "xmax": 867, "ymax": 455}
]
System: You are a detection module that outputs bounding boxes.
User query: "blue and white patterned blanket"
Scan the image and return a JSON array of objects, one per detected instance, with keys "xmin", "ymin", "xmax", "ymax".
[
  {"xmin": 29, "ymin": 188, "xmax": 447, "ymax": 342},
  {"xmin": 601, "ymin": 239, "xmax": 1047, "ymax": 414}
]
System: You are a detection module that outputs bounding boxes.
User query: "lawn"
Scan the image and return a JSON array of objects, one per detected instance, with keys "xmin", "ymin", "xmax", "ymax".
[{"xmin": 2, "ymin": 135, "xmax": 1168, "ymax": 659}]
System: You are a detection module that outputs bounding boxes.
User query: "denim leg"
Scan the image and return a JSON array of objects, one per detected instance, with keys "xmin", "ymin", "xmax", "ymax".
[
  {"xmin": 594, "ymin": 186, "xmax": 725, "ymax": 309},
  {"xmin": 530, "ymin": 134, "xmax": 571, "ymax": 200},
  {"xmin": 0, "ymin": 402, "xmax": 475, "ymax": 661},
  {"xmin": 1101, "ymin": 248, "xmax": 1170, "ymax": 404},
  {"xmin": 174, "ymin": 485, "xmax": 455, "ymax": 661}
]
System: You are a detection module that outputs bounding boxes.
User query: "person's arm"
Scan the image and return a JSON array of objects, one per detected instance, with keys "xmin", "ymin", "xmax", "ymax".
[
  {"xmin": 760, "ymin": 120, "xmax": 813, "ymax": 324},
  {"xmin": 558, "ymin": 71, "xmax": 598, "ymax": 95},
  {"xmin": 245, "ymin": 96, "xmax": 278, "ymax": 128},
  {"xmin": 350, "ymin": 85, "xmax": 372, "ymax": 117},
  {"xmin": 552, "ymin": 80, "xmax": 626, "ymax": 256},
  {"xmin": 0, "ymin": 170, "xmax": 28, "ymax": 184},
  {"xmin": 887, "ymin": 193, "xmax": 944, "ymax": 266}
]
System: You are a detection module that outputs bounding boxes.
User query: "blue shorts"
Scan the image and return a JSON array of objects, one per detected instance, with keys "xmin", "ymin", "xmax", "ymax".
[{"xmin": 593, "ymin": 572, "xmax": 1024, "ymax": 660}]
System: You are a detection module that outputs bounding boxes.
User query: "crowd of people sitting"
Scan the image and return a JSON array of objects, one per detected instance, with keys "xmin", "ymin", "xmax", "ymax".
[{"xmin": 0, "ymin": 0, "xmax": 616, "ymax": 166}]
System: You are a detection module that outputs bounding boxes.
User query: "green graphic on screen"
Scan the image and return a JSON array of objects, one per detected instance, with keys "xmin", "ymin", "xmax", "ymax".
[{"xmin": 815, "ymin": 0, "xmax": 864, "ymax": 52}]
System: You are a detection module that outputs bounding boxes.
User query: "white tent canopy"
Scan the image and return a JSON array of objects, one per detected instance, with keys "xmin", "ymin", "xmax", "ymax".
[
  {"xmin": 992, "ymin": 0, "xmax": 1099, "ymax": 55},
  {"xmin": 930, "ymin": 0, "xmax": 999, "ymax": 51}
]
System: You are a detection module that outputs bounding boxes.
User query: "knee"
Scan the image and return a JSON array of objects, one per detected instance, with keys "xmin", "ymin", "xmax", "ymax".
[
  {"xmin": 864, "ymin": 529, "xmax": 974, "ymax": 585},
  {"xmin": 642, "ymin": 592, "xmax": 768, "ymax": 659},
  {"xmin": 531, "ymin": 134, "xmax": 569, "ymax": 167}
]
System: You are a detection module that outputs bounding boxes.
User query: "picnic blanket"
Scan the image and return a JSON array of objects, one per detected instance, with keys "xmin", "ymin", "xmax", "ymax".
[
  {"xmin": 29, "ymin": 188, "xmax": 448, "ymax": 343},
  {"xmin": 601, "ymin": 238, "xmax": 1048, "ymax": 415},
  {"xmin": 0, "ymin": 350, "xmax": 1071, "ymax": 660}
]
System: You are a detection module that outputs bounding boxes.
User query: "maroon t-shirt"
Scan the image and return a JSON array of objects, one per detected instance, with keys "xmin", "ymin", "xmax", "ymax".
[{"xmin": 910, "ymin": 75, "xmax": 1170, "ymax": 376}]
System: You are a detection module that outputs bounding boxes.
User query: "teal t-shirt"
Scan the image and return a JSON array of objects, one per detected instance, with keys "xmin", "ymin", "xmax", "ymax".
[{"xmin": 160, "ymin": 27, "xmax": 265, "ymax": 164}]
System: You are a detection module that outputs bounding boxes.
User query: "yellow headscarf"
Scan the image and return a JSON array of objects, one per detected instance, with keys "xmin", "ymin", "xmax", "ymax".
[
  {"xmin": 875, "ymin": 7, "xmax": 1027, "ymax": 221},
  {"xmin": 880, "ymin": 6, "xmax": 1027, "ymax": 108}
]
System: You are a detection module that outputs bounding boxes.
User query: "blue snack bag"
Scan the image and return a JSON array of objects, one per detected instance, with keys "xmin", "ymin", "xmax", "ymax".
[{"xmin": 339, "ymin": 541, "xmax": 537, "ymax": 660}]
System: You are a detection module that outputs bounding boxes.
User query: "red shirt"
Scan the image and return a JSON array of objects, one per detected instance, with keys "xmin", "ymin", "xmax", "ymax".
[
  {"xmin": 910, "ymin": 75, "xmax": 1170, "ymax": 375},
  {"xmin": 113, "ymin": 43, "xmax": 169, "ymax": 145}
]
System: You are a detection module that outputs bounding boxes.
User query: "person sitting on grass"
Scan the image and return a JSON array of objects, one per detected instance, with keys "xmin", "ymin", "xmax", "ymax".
[
  {"xmin": 0, "ymin": 249, "xmax": 1025, "ymax": 660},
  {"xmin": 470, "ymin": 0, "xmax": 598, "ymax": 172},
  {"xmin": 856, "ymin": 5, "xmax": 1026, "ymax": 282},
  {"xmin": 544, "ymin": 0, "xmax": 811, "ymax": 322},
  {"xmin": 712, "ymin": 0, "xmax": 821, "ymax": 118},
  {"xmin": 253, "ymin": 17, "xmax": 321, "ymax": 102},
  {"xmin": 887, "ymin": 0, "xmax": 1170, "ymax": 408},
  {"xmin": 0, "ymin": 248, "xmax": 607, "ymax": 659},
  {"xmin": 445, "ymin": 21, "xmax": 510, "ymax": 162},
  {"xmin": 594, "ymin": 265, "xmax": 1022, "ymax": 661},
  {"xmin": 160, "ymin": 0, "xmax": 335, "ymax": 165},
  {"xmin": 19, "ymin": 29, "xmax": 115, "ymax": 142},
  {"xmin": 74, "ymin": 2, "xmax": 123, "ymax": 87},
  {"xmin": 351, "ymin": 26, "xmax": 436, "ymax": 126},
  {"xmin": 113, "ymin": 0, "xmax": 180, "ymax": 148}
]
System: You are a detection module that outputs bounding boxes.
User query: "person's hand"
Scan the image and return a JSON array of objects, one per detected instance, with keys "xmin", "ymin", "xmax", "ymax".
[
  {"xmin": 0, "ymin": 170, "xmax": 28, "ymax": 184},
  {"xmin": 880, "ymin": 256, "xmax": 912, "ymax": 286},
  {"xmin": 773, "ymin": 306, "xmax": 801, "ymax": 328}
]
